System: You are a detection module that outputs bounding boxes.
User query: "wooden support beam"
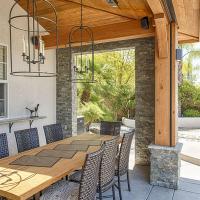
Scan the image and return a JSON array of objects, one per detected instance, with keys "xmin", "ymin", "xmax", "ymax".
[
  {"xmin": 44, "ymin": 20, "xmax": 155, "ymax": 48},
  {"xmin": 155, "ymin": 22, "xmax": 178, "ymax": 147},
  {"xmin": 171, "ymin": 23, "xmax": 178, "ymax": 146},
  {"xmin": 155, "ymin": 23, "xmax": 171, "ymax": 146},
  {"xmin": 147, "ymin": 0, "xmax": 168, "ymax": 58},
  {"xmin": 154, "ymin": 16, "xmax": 168, "ymax": 58},
  {"xmin": 147, "ymin": 0, "xmax": 178, "ymax": 146}
]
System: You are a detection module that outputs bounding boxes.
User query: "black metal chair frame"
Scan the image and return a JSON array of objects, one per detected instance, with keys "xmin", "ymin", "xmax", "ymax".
[
  {"xmin": 97, "ymin": 137, "xmax": 120, "ymax": 200},
  {"xmin": 100, "ymin": 121, "xmax": 121, "ymax": 136},
  {"xmin": 114, "ymin": 132, "xmax": 134, "ymax": 200}
]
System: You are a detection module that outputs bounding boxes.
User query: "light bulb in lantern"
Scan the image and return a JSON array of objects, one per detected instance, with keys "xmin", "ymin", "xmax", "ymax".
[
  {"xmin": 42, "ymin": 40, "xmax": 45, "ymax": 56},
  {"xmin": 22, "ymin": 36, "xmax": 26, "ymax": 54}
]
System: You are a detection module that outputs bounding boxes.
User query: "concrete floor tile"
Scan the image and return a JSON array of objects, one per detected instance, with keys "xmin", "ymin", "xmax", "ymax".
[
  {"xmin": 147, "ymin": 186, "xmax": 174, "ymax": 200},
  {"xmin": 179, "ymin": 180, "xmax": 200, "ymax": 194},
  {"xmin": 173, "ymin": 190, "xmax": 200, "ymax": 200}
]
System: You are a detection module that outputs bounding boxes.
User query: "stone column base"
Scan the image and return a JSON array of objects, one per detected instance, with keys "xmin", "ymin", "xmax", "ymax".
[{"xmin": 148, "ymin": 143, "xmax": 183, "ymax": 189}]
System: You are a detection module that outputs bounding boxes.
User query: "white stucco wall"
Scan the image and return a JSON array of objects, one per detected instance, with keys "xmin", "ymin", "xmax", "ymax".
[{"xmin": 0, "ymin": 0, "xmax": 56, "ymax": 155}]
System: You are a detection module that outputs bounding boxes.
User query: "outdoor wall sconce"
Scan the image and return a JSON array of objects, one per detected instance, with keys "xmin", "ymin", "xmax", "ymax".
[{"xmin": 9, "ymin": 0, "xmax": 58, "ymax": 77}]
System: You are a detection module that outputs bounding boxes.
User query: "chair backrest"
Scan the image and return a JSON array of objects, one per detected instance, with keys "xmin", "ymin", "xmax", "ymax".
[
  {"xmin": 43, "ymin": 123, "xmax": 63, "ymax": 144},
  {"xmin": 99, "ymin": 136, "xmax": 119, "ymax": 188},
  {"xmin": 118, "ymin": 132, "xmax": 134, "ymax": 175},
  {"xmin": 79, "ymin": 145, "xmax": 105, "ymax": 200},
  {"xmin": 14, "ymin": 128, "xmax": 39, "ymax": 153},
  {"xmin": 100, "ymin": 121, "xmax": 121, "ymax": 136},
  {"xmin": 0, "ymin": 133, "xmax": 9, "ymax": 159}
]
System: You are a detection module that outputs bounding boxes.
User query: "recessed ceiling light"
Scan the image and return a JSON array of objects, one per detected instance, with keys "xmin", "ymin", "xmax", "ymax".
[{"xmin": 106, "ymin": 0, "xmax": 118, "ymax": 7}]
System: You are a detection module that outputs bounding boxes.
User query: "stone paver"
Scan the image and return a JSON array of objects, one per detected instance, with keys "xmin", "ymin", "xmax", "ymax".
[
  {"xmin": 173, "ymin": 190, "xmax": 200, "ymax": 200},
  {"xmin": 147, "ymin": 186, "xmax": 174, "ymax": 200},
  {"xmin": 106, "ymin": 164, "xmax": 200, "ymax": 200}
]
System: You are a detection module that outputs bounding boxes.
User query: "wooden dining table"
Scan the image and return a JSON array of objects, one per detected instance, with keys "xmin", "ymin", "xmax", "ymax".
[{"xmin": 0, "ymin": 132, "xmax": 115, "ymax": 200}]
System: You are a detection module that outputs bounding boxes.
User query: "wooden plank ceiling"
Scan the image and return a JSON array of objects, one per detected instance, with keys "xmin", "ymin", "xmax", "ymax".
[
  {"xmin": 173, "ymin": 0, "xmax": 200, "ymax": 44},
  {"xmin": 17, "ymin": 0, "xmax": 200, "ymax": 48},
  {"xmin": 17, "ymin": 0, "xmax": 154, "ymax": 48}
]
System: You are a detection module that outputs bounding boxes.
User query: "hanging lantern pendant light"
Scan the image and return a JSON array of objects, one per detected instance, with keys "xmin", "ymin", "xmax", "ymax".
[
  {"xmin": 9, "ymin": 0, "xmax": 58, "ymax": 77},
  {"xmin": 68, "ymin": 0, "xmax": 95, "ymax": 83}
]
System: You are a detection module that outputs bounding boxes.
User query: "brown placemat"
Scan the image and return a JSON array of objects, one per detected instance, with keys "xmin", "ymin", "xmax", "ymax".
[
  {"xmin": 71, "ymin": 140, "xmax": 102, "ymax": 146},
  {"xmin": 54, "ymin": 144, "xmax": 89, "ymax": 151},
  {"xmin": 36, "ymin": 149, "xmax": 77, "ymax": 159},
  {"xmin": 10, "ymin": 155, "xmax": 60, "ymax": 167}
]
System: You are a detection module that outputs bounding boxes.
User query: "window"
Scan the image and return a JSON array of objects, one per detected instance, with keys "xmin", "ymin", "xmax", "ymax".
[{"xmin": 0, "ymin": 45, "xmax": 7, "ymax": 117}]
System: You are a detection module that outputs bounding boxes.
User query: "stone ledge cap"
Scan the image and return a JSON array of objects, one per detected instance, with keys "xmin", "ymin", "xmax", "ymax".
[{"xmin": 148, "ymin": 142, "xmax": 183, "ymax": 153}]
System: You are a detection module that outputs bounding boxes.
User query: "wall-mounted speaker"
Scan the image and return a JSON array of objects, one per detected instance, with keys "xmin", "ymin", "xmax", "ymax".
[{"xmin": 140, "ymin": 17, "xmax": 149, "ymax": 29}]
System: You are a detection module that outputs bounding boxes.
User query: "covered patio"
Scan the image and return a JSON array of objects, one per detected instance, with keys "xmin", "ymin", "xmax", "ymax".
[{"xmin": 0, "ymin": 0, "xmax": 200, "ymax": 200}]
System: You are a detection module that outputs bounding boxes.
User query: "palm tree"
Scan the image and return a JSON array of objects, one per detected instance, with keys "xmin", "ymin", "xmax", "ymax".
[{"xmin": 181, "ymin": 43, "xmax": 200, "ymax": 84}]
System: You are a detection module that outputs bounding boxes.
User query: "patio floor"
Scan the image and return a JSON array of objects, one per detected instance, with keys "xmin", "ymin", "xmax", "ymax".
[
  {"xmin": 104, "ymin": 163, "xmax": 200, "ymax": 200},
  {"xmin": 104, "ymin": 135, "xmax": 200, "ymax": 200}
]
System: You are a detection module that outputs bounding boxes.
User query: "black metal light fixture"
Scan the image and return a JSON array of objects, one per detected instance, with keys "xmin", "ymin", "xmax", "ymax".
[
  {"xmin": 68, "ymin": 0, "xmax": 95, "ymax": 83},
  {"xmin": 106, "ymin": 0, "xmax": 119, "ymax": 7},
  {"xmin": 9, "ymin": 0, "xmax": 58, "ymax": 77}
]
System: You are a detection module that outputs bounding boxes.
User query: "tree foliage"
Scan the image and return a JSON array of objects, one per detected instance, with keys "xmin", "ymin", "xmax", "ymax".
[
  {"xmin": 181, "ymin": 43, "xmax": 200, "ymax": 83},
  {"xmin": 77, "ymin": 49, "xmax": 135, "ymax": 123},
  {"xmin": 179, "ymin": 81, "xmax": 200, "ymax": 117}
]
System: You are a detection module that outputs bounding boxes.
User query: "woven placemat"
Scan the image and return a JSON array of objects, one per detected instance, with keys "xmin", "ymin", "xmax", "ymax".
[
  {"xmin": 36, "ymin": 149, "xmax": 77, "ymax": 159},
  {"xmin": 71, "ymin": 140, "xmax": 102, "ymax": 146},
  {"xmin": 54, "ymin": 144, "xmax": 89, "ymax": 151},
  {"xmin": 10, "ymin": 155, "xmax": 60, "ymax": 167}
]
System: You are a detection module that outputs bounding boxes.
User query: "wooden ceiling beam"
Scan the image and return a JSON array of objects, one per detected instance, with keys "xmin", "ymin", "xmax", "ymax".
[
  {"xmin": 147, "ymin": 0, "xmax": 168, "ymax": 58},
  {"xmin": 173, "ymin": 0, "xmax": 200, "ymax": 43},
  {"xmin": 43, "ymin": 20, "xmax": 155, "ymax": 48},
  {"xmin": 146, "ymin": 0, "xmax": 164, "ymax": 14}
]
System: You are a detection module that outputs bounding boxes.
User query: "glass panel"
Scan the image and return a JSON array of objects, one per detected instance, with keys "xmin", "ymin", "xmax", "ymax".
[
  {"xmin": 0, "ymin": 63, "xmax": 7, "ymax": 80},
  {"xmin": 0, "ymin": 100, "xmax": 5, "ymax": 117},
  {"xmin": 0, "ymin": 45, "xmax": 7, "ymax": 80},
  {"xmin": 0, "ymin": 83, "xmax": 7, "ymax": 117},
  {"xmin": 0, "ymin": 45, "xmax": 7, "ymax": 63},
  {"xmin": 0, "ymin": 84, "xmax": 4, "ymax": 99}
]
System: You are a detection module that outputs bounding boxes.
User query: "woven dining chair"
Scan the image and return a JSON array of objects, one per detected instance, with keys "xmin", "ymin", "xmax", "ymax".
[
  {"xmin": 0, "ymin": 133, "xmax": 9, "ymax": 159},
  {"xmin": 40, "ymin": 144, "xmax": 105, "ymax": 200},
  {"xmin": 43, "ymin": 123, "xmax": 63, "ymax": 144},
  {"xmin": 115, "ymin": 132, "xmax": 134, "ymax": 199},
  {"xmin": 100, "ymin": 121, "xmax": 121, "ymax": 136},
  {"xmin": 14, "ymin": 128, "xmax": 39, "ymax": 153},
  {"xmin": 69, "ymin": 137, "xmax": 120, "ymax": 200},
  {"xmin": 0, "ymin": 133, "xmax": 9, "ymax": 200}
]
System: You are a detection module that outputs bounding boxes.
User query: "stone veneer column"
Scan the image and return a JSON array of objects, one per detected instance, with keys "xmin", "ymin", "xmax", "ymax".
[
  {"xmin": 149, "ymin": 143, "xmax": 183, "ymax": 189},
  {"xmin": 56, "ymin": 38, "xmax": 155, "ymax": 163},
  {"xmin": 56, "ymin": 48, "xmax": 77, "ymax": 137},
  {"xmin": 135, "ymin": 39, "xmax": 155, "ymax": 165}
]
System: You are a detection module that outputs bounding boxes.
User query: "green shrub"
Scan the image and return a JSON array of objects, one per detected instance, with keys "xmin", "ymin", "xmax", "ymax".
[
  {"xmin": 179, "ymin": 80, "xmax": 200, "ymax": 117},
  {"xmin": 183, "ymin": 109, "xmax": 200, "ymax": 117},
  {"xmin": 80, "ymin": 102, "xmax": 104, "ymax": 128}
]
